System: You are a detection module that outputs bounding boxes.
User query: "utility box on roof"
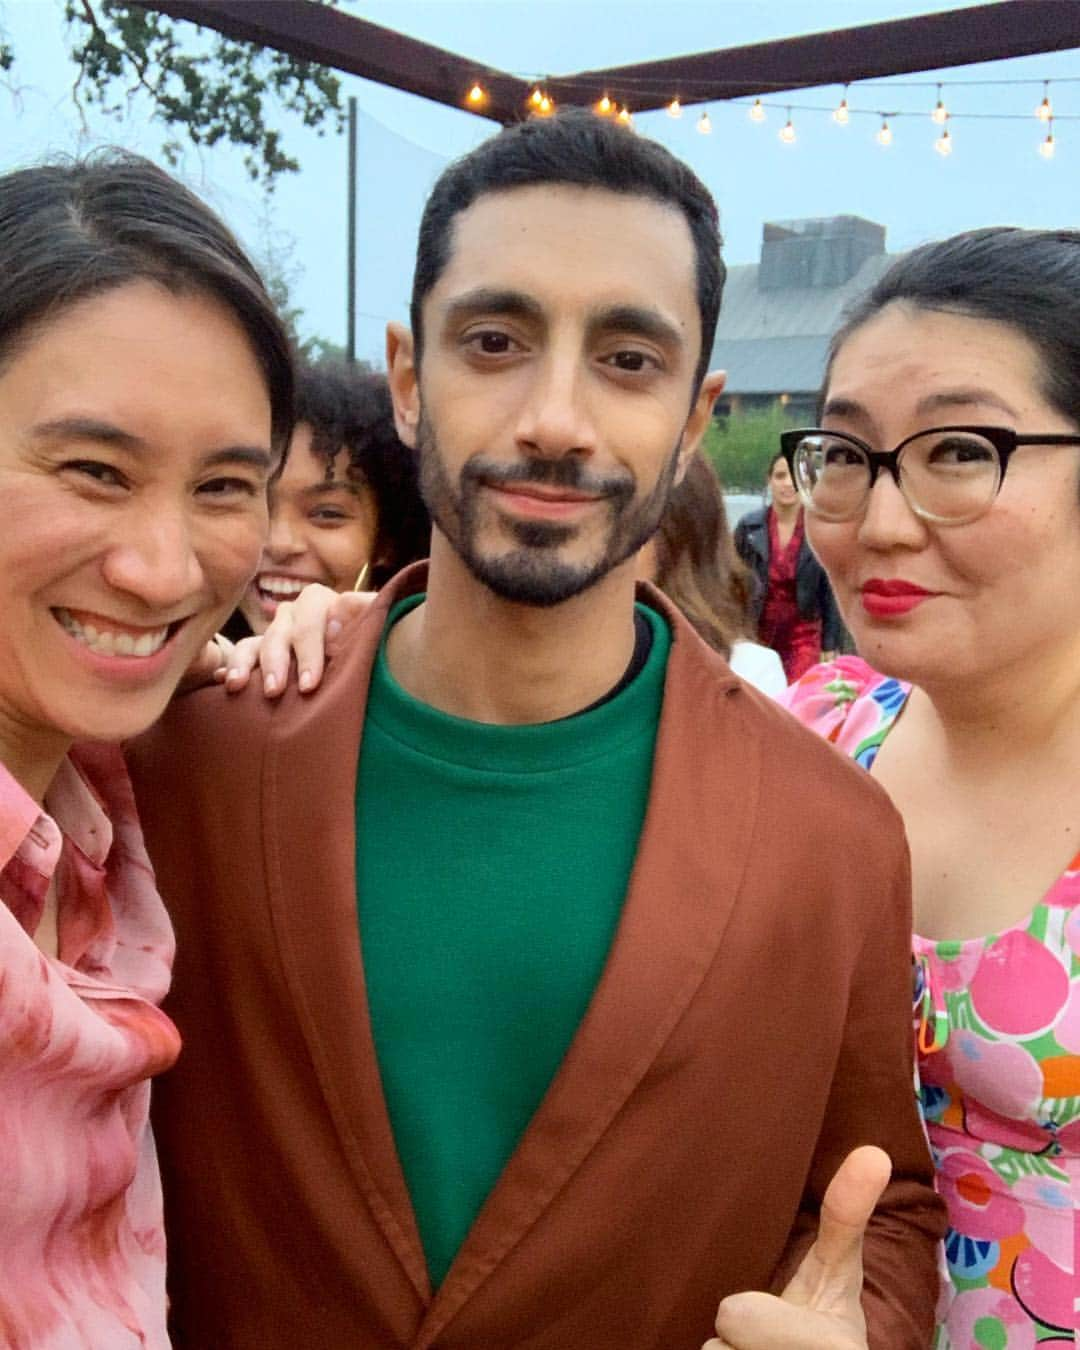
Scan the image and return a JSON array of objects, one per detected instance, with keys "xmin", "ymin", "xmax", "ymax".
[{"xmin": 758, "ymin": 216, "xmax": 886, "ymax": 291}]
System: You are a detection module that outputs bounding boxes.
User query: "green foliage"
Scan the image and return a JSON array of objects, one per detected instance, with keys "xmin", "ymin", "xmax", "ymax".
[
  {"xmin": 59, "ymin": 0, "xmax": 344, "ymax": 186},
  {"xmin": 702, "ymin": 404, "xmax": 796, "ymax": 491}
]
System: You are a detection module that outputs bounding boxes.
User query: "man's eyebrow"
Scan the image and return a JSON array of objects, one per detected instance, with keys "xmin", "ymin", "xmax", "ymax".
[
  {"xmin": 30, "ymin": 416, "xmax": 272, "ymax": 471},
  {"xmin": 442, "ymin": 288, "xmax": 544, "ymax": 326},
  {"xmin": 587, "ymin": 304, "xmax": 685, "ymax": 350}
]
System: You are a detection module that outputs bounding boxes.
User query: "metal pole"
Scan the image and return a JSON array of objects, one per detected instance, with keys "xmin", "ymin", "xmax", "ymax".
[{"xmin": 346, "ymin": 95, "xmax": 357, "ymax": 365}]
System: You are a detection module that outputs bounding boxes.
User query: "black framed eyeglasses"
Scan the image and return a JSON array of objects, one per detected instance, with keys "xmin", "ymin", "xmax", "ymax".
[{"xmin": 780, "ymin": 425, "xmax": 1080, "ymax": 525}]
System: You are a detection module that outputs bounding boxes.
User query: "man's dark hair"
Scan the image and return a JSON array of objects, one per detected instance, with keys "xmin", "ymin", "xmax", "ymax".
[
  {"xmin": 410, "ymin": 108, "xmax": 724, "ymax": 391},
  {"xmin": 0, "ymin": 150, "xmax": 294, "ymax": 454},
  {"xmin": 825, "ymin": 227, "xmax": 1080, "ymax": 432},
  {"xmin": 297, "ymin": 362, "xmax": 430, "ymax": 585}
]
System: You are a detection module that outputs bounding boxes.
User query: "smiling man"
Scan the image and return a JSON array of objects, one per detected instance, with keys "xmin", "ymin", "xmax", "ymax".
[{"xmin": 128, "ymin": 110, "xmax": 943, "ymax": 1348}]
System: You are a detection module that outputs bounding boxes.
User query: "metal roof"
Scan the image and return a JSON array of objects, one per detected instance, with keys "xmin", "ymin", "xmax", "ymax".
[{"xmin": 710, "ymin": 251, "xmax": 898, "ymax": 394}]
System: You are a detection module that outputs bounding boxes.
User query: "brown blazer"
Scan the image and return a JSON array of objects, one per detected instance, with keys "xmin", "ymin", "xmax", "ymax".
[{"xmin": 128, "ymin": 569, "xmax": 943, "ymax": 1349}]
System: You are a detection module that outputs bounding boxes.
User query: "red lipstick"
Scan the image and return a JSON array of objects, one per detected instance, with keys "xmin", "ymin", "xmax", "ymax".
[{"xmin": 860, "ymin": 579, "xmax": 935, "ymax": 618}]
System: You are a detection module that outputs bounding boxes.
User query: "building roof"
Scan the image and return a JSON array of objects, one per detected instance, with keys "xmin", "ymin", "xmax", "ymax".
[{"xmin": 710, "ymin": 251, "xmax": 897, "ymax": 395}]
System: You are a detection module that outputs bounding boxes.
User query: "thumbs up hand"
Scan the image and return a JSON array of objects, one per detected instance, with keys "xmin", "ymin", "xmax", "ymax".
[{"xmin": 701, "ymin": 1146, "xmax": 891, "ymax": 1350}]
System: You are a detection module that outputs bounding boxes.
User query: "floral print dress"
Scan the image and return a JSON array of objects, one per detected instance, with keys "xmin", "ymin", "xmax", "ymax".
[{"xmin": 783, "ymin": 658, "xmax": 1078, "ymax": 1348}]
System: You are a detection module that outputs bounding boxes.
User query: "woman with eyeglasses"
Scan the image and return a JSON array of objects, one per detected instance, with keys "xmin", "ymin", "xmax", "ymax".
[{"xmin": 781, "ymin": 228, "xmax": 1080, "ymax": 1348}]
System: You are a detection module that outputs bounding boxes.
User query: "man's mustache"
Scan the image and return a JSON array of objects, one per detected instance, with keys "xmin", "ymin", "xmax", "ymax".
[{"xmin": 461, "ymin": 455, "xmax": 634, "ymax": 500}]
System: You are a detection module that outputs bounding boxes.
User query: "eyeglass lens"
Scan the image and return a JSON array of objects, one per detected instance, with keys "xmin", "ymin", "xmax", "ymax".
[{"xmin": 792, "ymin": 430, "xmax": 1003, "ymax": 522}]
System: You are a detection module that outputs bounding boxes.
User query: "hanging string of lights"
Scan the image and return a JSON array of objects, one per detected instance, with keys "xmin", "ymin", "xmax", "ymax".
[{"xmin": 460, "ymin": 74, "xmax": 1076, "ymax": 158}]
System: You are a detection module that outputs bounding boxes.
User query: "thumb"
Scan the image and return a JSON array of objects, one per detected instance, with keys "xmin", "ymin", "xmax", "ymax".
[
  {"xmin": 813, "ymin": 1145, "xmax": 891, "ymax": 1271},
  {"xmin": 779, "ymin": 1145, "xmax": 891, "ymax": 1312}
]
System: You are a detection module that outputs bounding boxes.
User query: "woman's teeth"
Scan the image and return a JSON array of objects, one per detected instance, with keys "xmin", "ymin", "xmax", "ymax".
[
  {"xmin": 257, "ymin": 576, "xmax": 306, "ymax": 599},
  {"xmin": 56, "ymin": 609, "xmax": 171, "ymax": 658}
]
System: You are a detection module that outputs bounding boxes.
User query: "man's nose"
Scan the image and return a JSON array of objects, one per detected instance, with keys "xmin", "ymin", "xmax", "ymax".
[{"xmin": 513, "ymin": 352, "xmax": 597, "ymax": 460}]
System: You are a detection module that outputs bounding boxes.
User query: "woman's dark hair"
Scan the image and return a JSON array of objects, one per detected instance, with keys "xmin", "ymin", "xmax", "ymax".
[
  {"xmin": 0, "ymin": 150, "xmax": 294, "ymax": 453},
  {"xmin": 296, "ymin": 362, "xmax": 430, "ymax": 587},
  {"xmin": 652, "ymin": 452, "xmax": 753, "ymax": 658},
  {"xmin": 825, "ymin": 227, "xmax": 1080, "ymax": 431},
  {"xmin": 411, "ymin": 108, "xmax": 724, "ymax": 392}
]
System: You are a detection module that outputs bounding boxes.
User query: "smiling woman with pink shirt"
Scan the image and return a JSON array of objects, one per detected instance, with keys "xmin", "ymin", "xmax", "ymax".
[
  {"xmin": 780, "ymin": 228, "xmax": 1080, "ymax": 1347},
  {"xmin": 0, "ymin": 152, "xmax": 292, "ymax": 1348}
]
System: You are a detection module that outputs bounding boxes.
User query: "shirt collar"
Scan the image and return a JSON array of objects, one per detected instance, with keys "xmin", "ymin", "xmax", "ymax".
[
  {"xmin": 0, "ymin": 758, "xmax": 53, "ymax": 872},
  {"xmin": 45, "ymin": 755, "xmax": 114, "ymax": 867}
]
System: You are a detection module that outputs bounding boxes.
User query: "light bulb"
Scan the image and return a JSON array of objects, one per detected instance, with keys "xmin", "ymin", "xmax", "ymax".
[
  {"xmin": 876, "ymin": 118, "xmax": 893, "ymax": 147},
  {"xmin": 596, "ymin": 94, "xmax": 613, "ymax": 116},
  {"xmin": 1039, "ymin": 131, "xmax": 1055, "ymax": 159},
  {"xmin": 530, "ymin": 88, "xmax": 544, "ymax": 108},
  {"xmin": 832, "ymin": 98, "xmax": 849, "ymax": 126},
  {"xmin": 748, "ymin": 99, "xmax": 766, "ymax": 123},
  {"xmin": 1037, "ymin": 84, "xmax": 1053, "ymax": 122},
  {"xmin": 931, "ymin": 85, "xmax": 947, "ymax": 125},
  {"xmin": 779, "ymin": 117, "xmax": 796, "ymax": 145},
  {"xmin": 697, "ymin": 110, "xmax": 712, "ymax": 135},
  {"xmin": 667, "ymin": 98, "xmax": 682, "ymax": 119},
  {"xmin": 617, "ymin": 105, "xmax": 632, "ymax": 125},
  {"xmin": 466, "ymin": 83, "xmax": 486, "ymax": 107},
  {"xmin": 538, "ymin": 94, "xmax": 554, "ymax": 115},
  {"xmin": 934, "ymin": 128, "xmax": 952, "ymax": 157}
]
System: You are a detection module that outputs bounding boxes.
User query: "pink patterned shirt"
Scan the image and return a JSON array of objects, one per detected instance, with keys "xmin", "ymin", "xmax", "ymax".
[{"xmin": 0, "ymin": 743, "xmax": 180, "ymax": 1349}]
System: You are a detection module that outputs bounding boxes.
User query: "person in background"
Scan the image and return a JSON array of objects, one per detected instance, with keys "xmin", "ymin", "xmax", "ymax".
[
  {"xmin": 734, "ymin": 448, "xmax": 844, "ymax": 680},
  {"xmin": 781, "ymin": 227, "xmax": 1080, "ymax": 1346},
  {"xmin": 226, "ymin": 362, "xmax": 429, "ymax": 639},
  {"xmin": 640, "ymin": 450, "xmax": 785, "ymax": 694},
  {"xmin": 0, "ymin": 151, "xmax": 291, "ymax": 1348}
]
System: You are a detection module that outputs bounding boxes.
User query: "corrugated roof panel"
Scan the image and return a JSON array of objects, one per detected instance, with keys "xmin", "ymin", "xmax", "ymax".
[{"xmin": 709, "ymin": 252, "xmax": 899, "ymax": 394}]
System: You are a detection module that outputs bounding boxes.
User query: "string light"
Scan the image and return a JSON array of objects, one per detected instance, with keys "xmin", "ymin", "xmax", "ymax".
[
  {"xmin": 934, "ymin": 125, "xmax": 952, "ymax": 157},
  {"xmin": 616, "ymin": 105, "xmax": 632, "ymax": 125},
  {"xmin": 667, "ymin": 97, "xmax": 682, "ymax": 119},
  {"xmin": 466, "ymin": 83, "xmax": 487, "ymax": 108},
  {"xmin": 931, "ymin": 84, "xmax": 948, "ymax": 125},
  {"xmin": 876, "ymin": 116, "xmax": 893, "ymax": 146},
  {"xmin": 832, "ymin": 87, "xmax": 850, "ymax": 125},
  {"xmin": 778, "ymin": 109, "xmax": 796, "ymax": 144},
  {"xmin": 595, "ymin": 93, "xmax": 613, "ymax": 116},
  {"xmin": 748, "ymin": 98, "xmax": 766, "ymax": 123},
  {"xmin": 1036, "ymin": 82, "xmax": 1053, "ymax": 121},
  {"xmin": 529, "ymin": 87, "xmax": 544, "ymax": 109},
  {"xmin": 1039, "ymin": 119, "xmax": 1055, "ymax": 158},
  {"xmin": 697, "ymin": 110, "xmax": 712, "ymax": 134}
]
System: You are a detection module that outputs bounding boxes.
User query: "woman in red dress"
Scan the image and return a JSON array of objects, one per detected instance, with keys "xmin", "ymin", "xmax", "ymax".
[{"xmin": 734, "ymin": 451, "xmax": 844, "ymax": 680}]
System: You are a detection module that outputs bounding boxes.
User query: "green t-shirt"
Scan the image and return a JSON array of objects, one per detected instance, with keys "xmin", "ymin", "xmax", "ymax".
[{"xmin": 355, "ymin": 598, "xmax": 671, "ymax": 1286}]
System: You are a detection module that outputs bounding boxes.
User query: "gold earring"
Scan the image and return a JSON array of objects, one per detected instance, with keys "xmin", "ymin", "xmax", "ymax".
[{"xmin": 352, "ymin": 562, "xmax": 370, "ymax": 592}]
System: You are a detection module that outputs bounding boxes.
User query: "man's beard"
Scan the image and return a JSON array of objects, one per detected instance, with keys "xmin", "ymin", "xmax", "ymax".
[{"xmin": 416, "ymin": 411, "xmax": 681, "ymax": 607}]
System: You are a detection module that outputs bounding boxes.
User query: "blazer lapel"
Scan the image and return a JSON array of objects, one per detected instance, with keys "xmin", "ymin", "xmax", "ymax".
[
  {"xmin": 414, "ymin": 590, "xmax": 762, "ymax": 1348},
  {"xmin": 262, "ymin": 566, "xmax": 433, "ymax": 1311}
]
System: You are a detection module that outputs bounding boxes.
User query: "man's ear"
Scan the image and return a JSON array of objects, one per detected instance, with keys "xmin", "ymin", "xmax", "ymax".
[
  {"xmin": 675, "ymin": 369, "xmax": 726, "ymax": 484},
  {"xmin": 386, "ymin": 322, "xmax": 420, "ymax": 448}
]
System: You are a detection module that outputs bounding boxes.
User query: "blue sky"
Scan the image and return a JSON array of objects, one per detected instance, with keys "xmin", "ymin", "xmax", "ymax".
[{"xmin": 2, "ymin": 0, "xmax": 1078, "ymax": 365}]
